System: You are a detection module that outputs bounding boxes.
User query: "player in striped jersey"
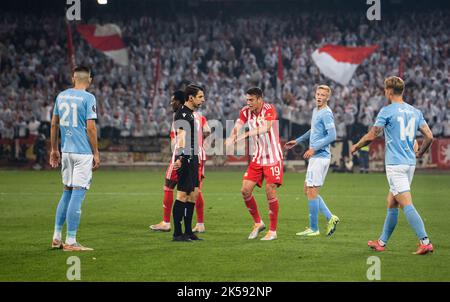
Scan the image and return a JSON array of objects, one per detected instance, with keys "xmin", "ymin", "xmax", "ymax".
[
  {"xmin": 226, "ymin": 87, "xmax": 283, "ymax": 241},
  {"xmin": 150, "ymin": 90, "xmax": 210, "ymax": 233}
]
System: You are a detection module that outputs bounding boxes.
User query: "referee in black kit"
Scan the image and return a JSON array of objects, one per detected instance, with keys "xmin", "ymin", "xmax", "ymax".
[{"xmin": 172, "ymin": 84, "xmax": 205, "ymax": 242}]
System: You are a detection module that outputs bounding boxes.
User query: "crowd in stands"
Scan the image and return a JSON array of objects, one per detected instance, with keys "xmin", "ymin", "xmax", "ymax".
[{"xmin": 0, "ymin": 10, "xmax": 449, "ymax": 162}]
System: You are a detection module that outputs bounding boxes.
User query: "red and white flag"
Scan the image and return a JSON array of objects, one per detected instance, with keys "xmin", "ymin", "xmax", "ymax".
[
  {"xmin": 312, "ymin": 44, "xmax": 378, "ymax": 85},
  {"xmin": 77, "ymin": 24, "xmax": 129, "ymax": 66}
]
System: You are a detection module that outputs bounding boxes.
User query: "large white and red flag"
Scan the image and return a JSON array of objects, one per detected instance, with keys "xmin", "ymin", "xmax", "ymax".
[
  {"xmin": 77, "ymin": 24, "xmax": 129, "ymax": 66},
  {"xmin": 312, "ymin": 44, "xmax": 378, "ymax": 85}
]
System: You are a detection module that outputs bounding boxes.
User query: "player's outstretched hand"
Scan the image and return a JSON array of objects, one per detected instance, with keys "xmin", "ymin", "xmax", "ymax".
[
  {"xmin": 92, "ymin": 152, "xmax": 100, "ymax": 171},
  {"xmin": 350, "ymin": 145, "xmax": 358, "ymax": 156},
  {"xmin": 49, "ymin": 150, "xmax": 60, "ymax": 168},
  {"xmin": 303, "ymin": 148, "xmax": 315, "ymax": 160},
  {"xmin": 284, "ymin": 140, "xmax": 297, "ymax": 150},
  {"xmin": 225, "ymin": 137, "xmax": 235, "ymax": 147}
]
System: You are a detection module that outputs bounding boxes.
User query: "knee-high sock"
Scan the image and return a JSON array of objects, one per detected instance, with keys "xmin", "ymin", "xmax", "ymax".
[
  {"xmin": 244, "ymin": 195, "xmax": 261, "ymax": 224},
  {"xmin": 268, "ymin": 198, "xmax": 279, "ymax": 231},
  {"xmin": 184, "ymin": 202, "xmax": 195, "ymax": 235},
  {"xmin": 162, "ymin": 186, "xmax": 174, "ymax": 223},
  {"xmin": 308, "ymin": 198, "xmax": 320, "ymax": 232},
  {"xmin": 403, "ymin": 204, "xmax": 428, "ymax": 241},
  {"xmin": 54, "ymin": 190, "xmax": 72, "ymax": 239},
  {"xmin": 379, "ymin": 208, "xmax": 399, "ymax": 243},
  {"xmin": 195, "ymin": 191, "xmax": 204, "ymax": 224},
  {"xmin": 318, "ymin": 195, "xmax": 332, "ymax": 221},
  {"xmin": 172, "ymin": 200, "xmax": 185, "ymax": 237},
  {"xmin": 66, "ymin": 189, "xmax": 87, "ymax": 242}
]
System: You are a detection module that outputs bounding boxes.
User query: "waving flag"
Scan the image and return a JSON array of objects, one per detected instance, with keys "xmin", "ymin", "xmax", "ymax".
[
  {"xmin": 77, "ymin": 24, "xmax": 129, "ymax": 66},
  {"xmin": 312, "ymin": 44, "xmax": 378, "ymax": 85}
]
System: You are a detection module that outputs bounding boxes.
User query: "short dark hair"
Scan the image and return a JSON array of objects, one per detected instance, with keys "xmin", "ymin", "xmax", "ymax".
[
  {"xmin": 73, "ymin": 66, "xmax": 91, "ymax": 74},
  {"xmin": 246, "ymin": 87, "xmax": 263, "ymax": 98},
  {"xmin": 184, "ymin": 84, "xmax": 204, "ymax": 101},
  {"xmin": 172, "ymin": 90, "xmax": 186, "ymax": 104}
]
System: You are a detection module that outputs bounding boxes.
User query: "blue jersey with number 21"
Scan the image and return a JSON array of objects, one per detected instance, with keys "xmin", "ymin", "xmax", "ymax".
[
  {"xmin": 53, "ymin": 88, "xmax": 97, "ymax": 154},
  {"xmin": 374, "ymin": 102, "xmax": 427, "ymax": 166}
]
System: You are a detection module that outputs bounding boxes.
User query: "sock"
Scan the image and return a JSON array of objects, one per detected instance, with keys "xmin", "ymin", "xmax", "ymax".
[
  {"xmin": 172, "ymin": 200, "xmax": 185, "ymax": 237},
  {"xmin": 403, "ymin": 204, "xmax": 428, "ymax": 242},
  {"xmin": 379, "ymin": 208, "xmax": 399, "ymax": 244},
  {"xmin": 163, "ymin": 186, "xmax": 174, "ymax": 223},
  {"xmin": 66, "ymin": 188, "xmax": 87, "ymax": 243},
  {"xmin": 244, "ymin": 195, "xmax": 261, "ymax": 224},
  {"xmin": 184, "ymin": 202, "xmax": 195, "ymax": 235},
  {"xmin": 268, "ymin": 198, "xmax": 279, "ymax": 232},
  {"xmin": 420, "ymin": 238, "xmax": 430, "ymax": 245},
  {"xmin": 318, "ymin": 195, "xmax": 332, "ymax": 221},
  {"xmin": 195, "ymin": 191, "xmax": 205, "ymax": 224},
  {"xmin": 66, "ymin": 236, "xmax": 76, "ymax": 245},
  {"xmin": 54, "ymin": 189, "xmax": 72, "ymax": 240},
  {"xmin": 308, "ymin": 198, "xmax": 320, "ymax": 232}
]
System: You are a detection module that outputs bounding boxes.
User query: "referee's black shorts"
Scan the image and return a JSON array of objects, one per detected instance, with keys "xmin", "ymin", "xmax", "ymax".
[{"xmin": 176, "ymin": 155, "xmax": 199, "ymax": 194}]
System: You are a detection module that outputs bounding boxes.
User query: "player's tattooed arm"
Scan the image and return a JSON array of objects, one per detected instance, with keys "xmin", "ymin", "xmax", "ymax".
[
  {"xmin": 416, "ymin": 124, "xmax": 434, "ymax": 158},
  {"xmin": 49, "ymin": 115, "xmax": 60, "ymax": 168},
  {"xmin": 351, "ymin": 126, "xmax": 383, "ymax": 155}
]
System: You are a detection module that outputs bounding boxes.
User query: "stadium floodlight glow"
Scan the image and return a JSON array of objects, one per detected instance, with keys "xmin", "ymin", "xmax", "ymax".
[{"xmin": 97, "ymin": 0, "xmax": 108, "ymax": 5}]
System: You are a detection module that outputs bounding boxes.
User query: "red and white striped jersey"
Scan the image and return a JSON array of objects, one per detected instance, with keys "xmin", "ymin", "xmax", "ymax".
[
  {"xmin": 237, "ymin": 103, "xmax": 283, "ymax": 165},
  {"xmin": 169, "ymin": 112, "xmax": 208, "ymax": 162}
]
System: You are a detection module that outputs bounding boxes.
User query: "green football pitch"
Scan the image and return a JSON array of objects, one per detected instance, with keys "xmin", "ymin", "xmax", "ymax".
[{"xmin": 0, "ymin": 169, "xmax": 449, "ymax": 281}]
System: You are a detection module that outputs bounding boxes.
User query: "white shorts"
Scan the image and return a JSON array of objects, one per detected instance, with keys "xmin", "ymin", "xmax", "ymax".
[
  {"xmin": 61, "ymin": 153, "xmax": 93, "ymax": 189},
  {"xmin": 385, "ymin": 165, "xmax": 415, "ymax": 196},
  {"xmin": 305, "ymin": 157, "xmax": 330, "ymax": 187}
]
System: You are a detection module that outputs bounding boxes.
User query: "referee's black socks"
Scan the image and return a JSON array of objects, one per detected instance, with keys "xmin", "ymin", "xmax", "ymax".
[
  {"xmin": 172, "ymin": 200, "xmax": 185, "ymax": 237},
  {"xmin": 184, "ymin": 202, "xmax": 195, "ymax": 235}
]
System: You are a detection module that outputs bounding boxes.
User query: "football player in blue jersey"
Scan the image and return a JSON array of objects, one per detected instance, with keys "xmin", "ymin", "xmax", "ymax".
[
  {"xmin": 351, "ymin": 76, "xmax": 434, "ymax": 255},
  {"xmin": 285, "ymin": 85, "xmax": 340, "ymax": 237},
  {"xmin": 49, "ymin": 66, "xmax": 100, "ymax": 251}
]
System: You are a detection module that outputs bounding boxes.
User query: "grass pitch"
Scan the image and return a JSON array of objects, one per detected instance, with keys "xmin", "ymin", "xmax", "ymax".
[{"xmin": 0, "ymin": 169, "xmax": 449, "ymax": 281}]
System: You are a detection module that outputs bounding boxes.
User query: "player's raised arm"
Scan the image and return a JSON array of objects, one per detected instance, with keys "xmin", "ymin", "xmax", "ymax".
[
  {"xmin": 416, "ymin": 123, "xmax": 434, "ymax": 158},
  {"xmin": 87, "ymin": 120, "xmax": 100, "ymax": 170},
  {"xmin": 49, "ymin": 114, "xmax": 60, "ymax": 168}
]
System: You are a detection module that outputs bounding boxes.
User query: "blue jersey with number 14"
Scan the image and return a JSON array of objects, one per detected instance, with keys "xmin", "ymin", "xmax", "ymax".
[
  {"xmin": 53, "ymin": 88, "xmax": 97, "ymax": 154},
  {"xmin": 374, "ymin": 102, "xmax": 427, "ymax": 166}
]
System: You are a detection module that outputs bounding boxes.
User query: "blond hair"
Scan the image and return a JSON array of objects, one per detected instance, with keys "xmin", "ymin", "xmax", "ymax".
[
  {"xmin": 316, "ymin": 85, "xmax": 332, "ymax": 95},
  {"xmin": 384, "ymin": 76, "xmax": 405, "ymax": 95}
]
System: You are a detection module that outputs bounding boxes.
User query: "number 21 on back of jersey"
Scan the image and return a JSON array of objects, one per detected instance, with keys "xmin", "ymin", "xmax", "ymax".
[{"xmin": 59, "ymin": 103, "xmax": 78, "ymax": 127}]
